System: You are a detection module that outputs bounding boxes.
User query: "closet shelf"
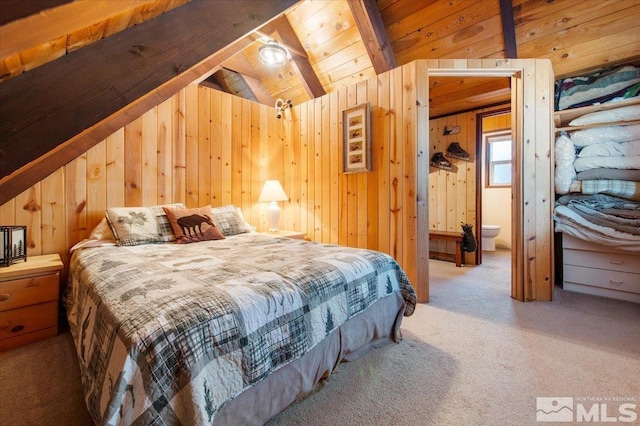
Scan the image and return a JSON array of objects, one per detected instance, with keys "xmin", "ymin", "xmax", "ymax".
[{"xmin": 554, "ymin": 96, "xmax": 640, "ymax": 131}]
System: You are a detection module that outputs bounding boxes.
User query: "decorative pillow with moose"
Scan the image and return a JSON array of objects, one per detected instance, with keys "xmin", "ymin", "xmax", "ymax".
[{"xmin": 163, "ymin": 205, "xmax": 225, "ymax": 244}]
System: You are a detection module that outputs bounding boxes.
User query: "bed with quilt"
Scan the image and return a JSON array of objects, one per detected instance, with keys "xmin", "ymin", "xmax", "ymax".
[{"xmin": 66, "ymin": 204, "xmax": 417, "ymax": 425}]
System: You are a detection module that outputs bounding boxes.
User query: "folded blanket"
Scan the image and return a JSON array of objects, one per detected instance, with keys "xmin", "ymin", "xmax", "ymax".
[
  {"xmin": 575, "ymin": 168, "xmax": 640, "ymax": 181},
  {"xmin": 557, "ymin": 65, "xmax": 640, "ymax": 111},
  {"xmin": 568, "ymin": 204, "xmax": 640, "ymax": 235},
  {"xmin": 556, "ymin": 192, "xmax": 640, "ymax": 213},
  {"xmin": 578, "ymin": 140, "xmax": 640, "ymax": 157},
  {"xmin": 553, "ymin": 206, "xmax": 640, "ymax": 252},
  {"xmin": 581, "ymin": 179, "xmax": 640, "ymax": 201},
  {"xmin": 573, "ymin": 155, "xmax": 640, "ymax": 172}
]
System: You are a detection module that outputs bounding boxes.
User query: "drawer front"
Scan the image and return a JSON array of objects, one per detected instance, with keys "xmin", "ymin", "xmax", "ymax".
[
  {"xmin": 0, "ymin": 273, "xmax": 59, "ymax": 311},
  {"xmin": 0, "ymin": 327, "xmax": 57, "ymax": 352},
  {"xmin": 564, "ymin": 265, "xmax": 640, "ymax": 294},
  {"xmin": 563, "ymin": 249, "xmax": 640, "ymax": 274},
  {"xmin": 0, "ymin": 301, "xmax": 58, "ymax": 341}
]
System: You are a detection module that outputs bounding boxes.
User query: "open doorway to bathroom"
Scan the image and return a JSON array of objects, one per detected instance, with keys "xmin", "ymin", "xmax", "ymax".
[{"xmin": 476, "ymin": 109, "xmax": 512, "ymax": 267}]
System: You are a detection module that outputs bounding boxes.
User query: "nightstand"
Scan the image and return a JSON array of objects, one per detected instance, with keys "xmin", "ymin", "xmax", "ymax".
[
  {"xmin": 259, "ymin": 230, "xmax": 307, "ymax": 240},
  {"xmin": 0, "ymin": 254, "xmax": 63, "ymax": 351}
]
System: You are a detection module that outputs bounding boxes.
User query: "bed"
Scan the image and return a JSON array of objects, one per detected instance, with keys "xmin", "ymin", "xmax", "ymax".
[{"xmin": 65, "ymin": 206, "xmax": 417, "ymax": 425}]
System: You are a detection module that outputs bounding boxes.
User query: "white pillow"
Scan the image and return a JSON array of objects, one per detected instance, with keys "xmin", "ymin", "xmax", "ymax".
[
  {"xmin": 554, "ymin": 133, "xmax": 576, "ymax": 195},
  {"xmin": 570, "ymin": 123, "xmax": 640, "ymax": 146},
  {"xmin": 569, "ymin": 105, "xmax": 640, "ymax": 126},
  {"xmin": 578, "ymin": 140, "xmax": 640, "ymax": 158}
]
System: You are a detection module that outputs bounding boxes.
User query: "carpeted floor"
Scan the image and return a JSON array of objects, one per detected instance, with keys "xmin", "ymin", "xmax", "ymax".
[{"xmin": 1, "ymin": 250, "xmax": 638, "ymax": 425}]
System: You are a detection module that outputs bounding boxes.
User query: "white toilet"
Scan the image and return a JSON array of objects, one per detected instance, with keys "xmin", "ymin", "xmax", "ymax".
[{"xmin": 482, "ymin": 225, "xmax": 501, "ymax": 251}]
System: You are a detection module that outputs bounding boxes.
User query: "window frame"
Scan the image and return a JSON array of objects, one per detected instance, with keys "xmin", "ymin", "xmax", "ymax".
[{"xmin": 484, "ymin": 130, "xmax": 513, "ymax": 188}]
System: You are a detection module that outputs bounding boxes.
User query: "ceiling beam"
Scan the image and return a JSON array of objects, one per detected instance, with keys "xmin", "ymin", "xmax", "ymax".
[
  {"xmin": 210, "ymin": 53, "xmax": 275, "ymax": 105},
  {"xmin": 347, "ymin": 0, "xmax": 396, "ymax": 74},
  {"xmin": 258, "ymin": 15, "xmax": 325, "ymax": 98},
  {"xmin": 222, "ymin": 52, "xmax": 261, "ymax": 80},
  {"xmin": 258, "ymin": 15, "xmax": 307, "ymax": 59},
  {"xmin": 499, "ymin": 0, "xmax": 518, "ymax": 58},
  {"xmin": 0, "ymin": 0, "xmax": 73, "ymax": 26},
  {"xmin": 243, "ymin": 74, "xmax": 276, "ymax": 106},
  {"xmin": 0, "ymin": 0, "xmax": 296, "ymax": 205}
]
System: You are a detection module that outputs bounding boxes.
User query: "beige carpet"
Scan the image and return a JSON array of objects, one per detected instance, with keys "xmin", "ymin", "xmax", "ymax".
[{"xmin": 1, "ymin": 250, "xmax": 638, "ymax": 425}]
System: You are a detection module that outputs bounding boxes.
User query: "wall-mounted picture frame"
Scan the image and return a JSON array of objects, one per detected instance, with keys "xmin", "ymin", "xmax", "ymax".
[{"xmin": 342, "ymin": 102, "xmax": 371, "ymax": 173}]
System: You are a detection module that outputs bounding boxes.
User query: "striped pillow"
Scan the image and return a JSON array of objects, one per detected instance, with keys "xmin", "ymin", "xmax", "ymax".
[{"xmin": 211, "ymin": 205, "xmax": 252, "ymax": 236}]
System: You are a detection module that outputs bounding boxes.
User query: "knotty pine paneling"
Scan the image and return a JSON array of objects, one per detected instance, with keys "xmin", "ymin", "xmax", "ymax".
[
  {"xmin": 282, "ymin": 62, "xmax": 425, "ymax": 299},
  {"xmin": 0, "ymin": 59, "xmax": 553, "ymax": 304},
  {"xmin": 0, "ymin": 87, "xmax": 282, "ymax": 279}
]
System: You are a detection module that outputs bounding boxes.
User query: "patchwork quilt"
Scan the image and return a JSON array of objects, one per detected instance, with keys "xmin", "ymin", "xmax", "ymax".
[{"xmin": 66, "ymin": 233, "xmax": 416, "ymax": 425}]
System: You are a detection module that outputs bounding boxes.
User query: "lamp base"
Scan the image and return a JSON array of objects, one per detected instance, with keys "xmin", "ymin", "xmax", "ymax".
[{"xmin": 266, "ymin": 201, "xmax": 281, "ymax": 232}]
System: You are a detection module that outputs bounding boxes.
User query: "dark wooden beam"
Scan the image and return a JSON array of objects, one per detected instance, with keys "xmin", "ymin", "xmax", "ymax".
[
  {"xmin": 1, "ymin": 0, "xmax": 73, "ymax": 26},
  {"xmin": 258, "ymin": 15, "xmax": 325, "ymax": 98},
  {"xmin": 0, "ymin": 0, "xmax": 296, "ymax": 205},
  {"xmin": 499, "ymin": 0, "xmax": 518, "ymax": 58},
  {"xmin": 288, "ymin": 54, "xmax": 326, "ymax": 98},
  {"xmin": 258, "ymin": 15, "xmax": 307, "ymax": 59},
  {"xmin": 243, "ymin": 74, "xmax": 275, "ymax": 106},
  {"xmin": 200, "ymin": 76, "xmax": 225, "ymax": 92},
  {"xmin": 223, "ymin": 53, "xmax": 261, "ymax": 80},
  {"xmin": 347, "ymin": 0, "xmax": 396, "ymax": 74}
]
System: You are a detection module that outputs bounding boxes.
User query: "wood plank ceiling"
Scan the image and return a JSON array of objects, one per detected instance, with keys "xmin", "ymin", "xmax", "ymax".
[{"xmin": 2, "ymin": 0, "xmax": 640, "ymax": 204}]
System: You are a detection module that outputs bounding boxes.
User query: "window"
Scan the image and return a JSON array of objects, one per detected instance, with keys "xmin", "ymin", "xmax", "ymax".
[{"xmin": 485, "ymin": 131, "xmax": 512, "ymax": 187}]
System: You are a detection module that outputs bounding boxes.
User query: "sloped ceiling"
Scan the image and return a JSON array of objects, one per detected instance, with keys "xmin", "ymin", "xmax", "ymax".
[{"xmin": 2, "ymin": 0, "xmax": 640, "ymax": 205}]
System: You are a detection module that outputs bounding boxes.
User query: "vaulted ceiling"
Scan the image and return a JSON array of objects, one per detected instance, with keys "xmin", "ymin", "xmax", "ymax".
[{"xmin": 2, "ymin": 0, "xmax": 640, "ymax": 205}]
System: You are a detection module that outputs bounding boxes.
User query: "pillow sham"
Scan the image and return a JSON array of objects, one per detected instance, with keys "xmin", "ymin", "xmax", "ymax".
[
  {"xmin": 105, "ymin": 207, "xmax": 163, "ymax": 246},
  {"xmin": 149, "ymin": 202, "xmax": 186, "ymax": 242},
  {"xmin": 163, "ymin": 205, "xmax": 225, "ymax": 244},
  {"xmin": 210, "ymin": 205, "xmax": 253, "ymax": 236}
]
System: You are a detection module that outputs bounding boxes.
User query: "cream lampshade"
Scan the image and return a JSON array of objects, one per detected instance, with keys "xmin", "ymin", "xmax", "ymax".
[{"xmin": 258, "ymin": 180, "xmax": 289, "ymax": 232}]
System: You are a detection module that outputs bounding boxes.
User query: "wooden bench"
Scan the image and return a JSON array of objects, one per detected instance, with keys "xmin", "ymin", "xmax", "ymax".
[{"xmin": 429, "ymin": 231, "xmax": 464, "ymax": 267}]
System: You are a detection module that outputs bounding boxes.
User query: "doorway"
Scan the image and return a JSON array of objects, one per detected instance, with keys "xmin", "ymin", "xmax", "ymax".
[{"xmin": 419, "ymin": 61, "xmax": 555, "ymax": 302}]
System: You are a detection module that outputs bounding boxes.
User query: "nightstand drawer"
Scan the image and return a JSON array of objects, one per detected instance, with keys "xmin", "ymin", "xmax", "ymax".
[
  {"xmin": 0, "ymin": 301, "xmax": 58, "ymax": 341},
  {"xmin": 0, "ymin": 327, "xmax": 57, "ymax": 352},
  {"xmin": 0, "ymin": 273, "xmax": 59, "ymax": 311}
]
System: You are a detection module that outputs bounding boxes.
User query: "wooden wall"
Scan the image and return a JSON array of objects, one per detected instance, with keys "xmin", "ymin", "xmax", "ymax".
[
  {"xmin": 0, "ymin": 61, "xmax": 429, "ymax": 301},
  {"xmin": 0, "ymin": 86, "xmax": 283, "ymax": 275},
  {"xmin": 281, "ymin": 62, "xmax": 426, "ymax": 297},
  {"xmin": 0, "ymin": 58, "xmax": 553, "ymax": 303}
]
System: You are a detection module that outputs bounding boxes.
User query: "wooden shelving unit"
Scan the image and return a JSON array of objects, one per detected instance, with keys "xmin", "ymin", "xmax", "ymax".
[{"xmin": 554, "ymin": 96, "xmax": 640, "ymax": 132}]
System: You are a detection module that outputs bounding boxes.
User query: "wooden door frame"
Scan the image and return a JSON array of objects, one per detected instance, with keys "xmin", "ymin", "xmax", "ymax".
[{"xmin": 423, "ymin": 62, "xmax": 554, "ymax": 302}]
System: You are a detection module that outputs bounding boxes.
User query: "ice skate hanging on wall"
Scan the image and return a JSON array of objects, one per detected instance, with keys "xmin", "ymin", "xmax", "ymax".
[
  {"xmin": 445, "ymin": 142, "xmax": 471, "ymax": 161},
  {"xmin": 342, "ymin": 102, "xmax": 371, "ymax": 173}
]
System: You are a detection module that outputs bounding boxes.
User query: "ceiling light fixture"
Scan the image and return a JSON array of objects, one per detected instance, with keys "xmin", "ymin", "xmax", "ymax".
[{"xmin": 258, "ymin": 40, "xmax": 288, "ymax": 67}]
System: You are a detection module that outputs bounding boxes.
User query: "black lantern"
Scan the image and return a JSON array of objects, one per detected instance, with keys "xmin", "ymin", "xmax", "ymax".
[{"xmin": 1, "ymin": 226, "xmax": 27, "ymax": 267}]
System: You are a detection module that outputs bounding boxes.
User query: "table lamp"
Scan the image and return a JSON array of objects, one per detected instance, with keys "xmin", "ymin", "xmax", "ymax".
[{"xmin": 258, "ymin": 180, "xmax": 289, "ymax": 232}]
